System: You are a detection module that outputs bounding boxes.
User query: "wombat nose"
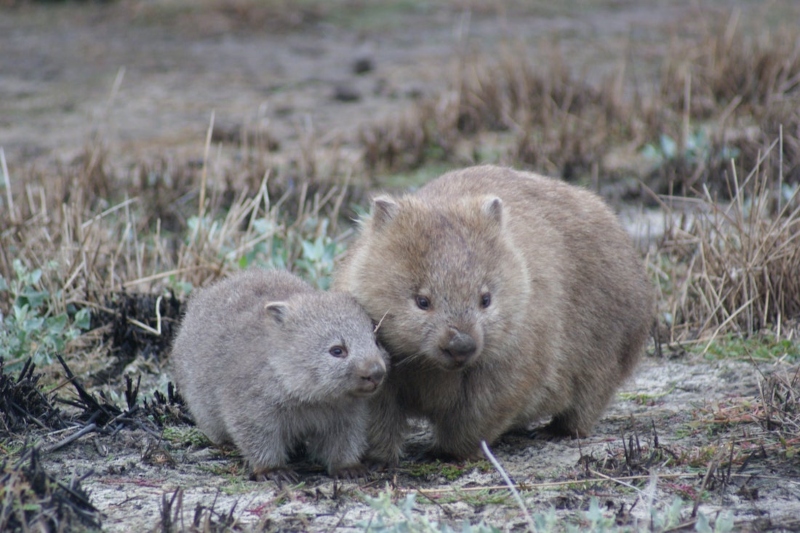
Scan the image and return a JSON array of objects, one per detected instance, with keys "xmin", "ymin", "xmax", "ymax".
[
  {"xmin": 360, "ymin": 362, "xmax": 386, "ymax": 386},
  {"xmin": 444, "ymin": 330, "xmax": 477, "ymax": 363}
]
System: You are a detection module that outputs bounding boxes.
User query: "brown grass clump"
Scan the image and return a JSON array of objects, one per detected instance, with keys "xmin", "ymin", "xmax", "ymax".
[
  {"xmin": 359, "ymin": 45, "xmax": 637, "ymax": 180},
  {"xmin": 0, "ymin": 145, "xmax": 349, "ymax": 297},
  {"xmin": 126, "ymin": 0, "xmax": 324, "ymax": 36},
  {"xmin": 656, "ymin": 138, "xmax": 800, "ymax": 342},
  {"xmin": 360, "ymin": 12, "xmax": 800, "ymax": 203},
  {"xmin": 659, "ymin": 11, "xmax": 800, "ymax": 117},
  {"xmin": 652, "ymin": 11, "xmax": 800, "ymax": 197},
  {"xmin": 759, "ymin": 366, "xmax": 800, "ymax": 439}
]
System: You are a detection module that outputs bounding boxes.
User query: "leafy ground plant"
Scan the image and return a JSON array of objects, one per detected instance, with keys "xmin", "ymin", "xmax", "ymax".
[
  {"xmin": 362, "ymin": 489, "xmax": 500, "ymax": 533},
  {"xmin": 0, "ymin": 260, "xmax": 90, "ymax": 370}
]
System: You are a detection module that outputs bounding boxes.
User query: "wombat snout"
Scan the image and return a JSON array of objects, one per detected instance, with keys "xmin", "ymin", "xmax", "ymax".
[
  {"xmin": 440, "ymin": 328, "xmax": 478, "ymax": 366},
  {"xmin": 355, "ymin": 360, "xmax": 387, "ymax": 393}
]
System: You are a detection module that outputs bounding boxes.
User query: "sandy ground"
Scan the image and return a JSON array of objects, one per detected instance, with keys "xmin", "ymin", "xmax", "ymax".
[{"xmin": 39, "ymin": 356, "xmax": 800, "ymax": 531}]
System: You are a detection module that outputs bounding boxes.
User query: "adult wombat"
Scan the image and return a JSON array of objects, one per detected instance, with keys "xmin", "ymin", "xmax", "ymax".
[{"xmin": 334, "ymin": 165, "xmax": 653, "ymax": 463}]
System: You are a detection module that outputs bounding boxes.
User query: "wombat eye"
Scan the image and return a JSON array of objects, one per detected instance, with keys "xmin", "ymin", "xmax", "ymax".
[
  {"xmin": 480, "ymin": 293, "xmax": 492, "ymax": 308},
  {"xmin": 329, "ymin": 346, "xmax": 348, "ymax": 358},
  {"xmin": 415, "ymin": 295, "xmax": 431, "ymax": 310}
]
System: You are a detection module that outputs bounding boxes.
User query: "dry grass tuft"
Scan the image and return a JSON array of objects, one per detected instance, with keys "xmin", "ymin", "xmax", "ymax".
[
  {"xmin": 759, "ymin": 366, "xmax": 800, "ymax": 439},
  {"xmin": 360, "ymin": 12, "xmax": 800, "ymax": 204},
  {"xmin": 1, "ymin": 144, "xmax": 350, "ymax": 300},
  {"xmin": 126, "ymin": 0, "xmax": 324, "ymax": 36},
  {"xmin": 359, "ymin": 45, "xmax": 635, "ymax": 180},
  {"xmin": 660, "ymin": 11, "xmax": 800, "ymax": 117},
  {"xmin": 656, "ymin": 137, "xmax": 800, "ymax": 342}
]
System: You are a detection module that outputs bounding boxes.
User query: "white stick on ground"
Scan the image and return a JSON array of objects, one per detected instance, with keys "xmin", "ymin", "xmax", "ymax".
[{"xmin": 481, "ymin": 440, "xmax": 536, "ymax": 532}]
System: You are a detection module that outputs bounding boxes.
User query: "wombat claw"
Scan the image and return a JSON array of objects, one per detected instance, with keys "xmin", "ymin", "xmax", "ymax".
[
  {"xmin": 251, "ymin": 467, "xmax": 300, "ymax": 484},
  {"xmin": 331, "ymin": 464, "xmax": 370, "ymax": 481}
]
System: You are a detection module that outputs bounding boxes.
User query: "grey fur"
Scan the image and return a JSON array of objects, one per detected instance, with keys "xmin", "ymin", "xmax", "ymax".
[{"xmin": 171, "ymin": 269, "xmax": 388, "ymax": 478}]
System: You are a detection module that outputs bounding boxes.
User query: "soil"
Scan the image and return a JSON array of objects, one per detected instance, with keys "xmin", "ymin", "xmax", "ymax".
[
  {"xmin": 37, "ymin": 356, "xmax": 800, "ymax": 531},
  {"xmin": 2, "ymin": 1, "xmax": 800, "ymax": 531}
]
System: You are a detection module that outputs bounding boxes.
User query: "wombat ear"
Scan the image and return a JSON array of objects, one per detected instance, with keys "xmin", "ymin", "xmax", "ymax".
[
  {"xmin": 265, "ymin": 301, "xmax": 290, "ymax": 325},
  {"xmin": 481, "ymin": 196, "xmax": 503, "ymax": 229},
  {"xmin": 371, "ymin": 196, "xmax": 399, "ymax": 232}
]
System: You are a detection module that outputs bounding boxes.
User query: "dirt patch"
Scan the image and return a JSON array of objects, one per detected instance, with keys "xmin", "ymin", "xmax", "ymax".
[{"xmin": 21, "ymin": 355, "xmax": 798, "ymax": 531}]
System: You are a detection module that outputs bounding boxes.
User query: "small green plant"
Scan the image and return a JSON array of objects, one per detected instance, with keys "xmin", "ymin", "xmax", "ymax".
[
  {"xmin": 362, "ymin": 489, "xmax": 500, "ymax": 533},
  {"xmin": 641, "ymin": 130, "xmax": 739, "ymax": 167},
  {"xmin": 188, "ymin": 207, "xmax": 342, "ymax": 290},
  {"xmin": 295, "ymin": 233, "xmax": 341, "ymax": 290},
  {"xmin": 162, "ymin": 427, "xmax": 211, "ymax": 448},
  {"xmin": 619, "ymin": 386, "xmax": 676, "ymax": 405},
  {"xmin": 693, "ymin": 334, "xmax": 800, "ymax": 362},
  {"xmin": 405, "ymin": 460, "xmax": 472, "ymax": 482},
  {"xmin": 0, "ymin": 260, "xmax": 91, "ymax": 369}
]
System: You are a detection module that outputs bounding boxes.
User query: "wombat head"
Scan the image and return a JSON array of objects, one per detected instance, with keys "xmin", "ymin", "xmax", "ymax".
[
  {"xmin": 264, "ymin": 292, "xmax": 389, "ymax": 401},
  {"xmin": 343, "ymin": 194, "xmax": 531, "ymax": 371}
]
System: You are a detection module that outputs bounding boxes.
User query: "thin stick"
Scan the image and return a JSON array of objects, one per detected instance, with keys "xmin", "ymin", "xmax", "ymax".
[
  {"xmin": 481, "ymin": 440, "xmax": 536, "ymax": 532},
  {"xmin": 691, "ymin": 458, "xmax": 717, "ymax": 518},
  {"xmin": 198, "ymin": 111, "xmax": 215, "ymax": 217},
  {"xmin": 778, "ymin": 124, "xmax": 784, "ymax": 213},
  {"xmin": 1, "ymin": 147, "xmax": 14, "ymax": 223},
  {"xmin": 588, "ymin": 469, "xmax": 646, "ymax": 496},
  {"xmin": 127, "ymin": 295, "xmax": 163, "ymax": 336},
  {"xmin": 43, "ymin": 423, "xmax": 98, "ymax": 453},
  {"xmin": 123, "ymin": 266, "xmax": 203, "ymax": 288},
  {"xmin": 405, "ymin": 471, "xmax": 798, "ymax": 496},
  {"xmin": 407, "ymin": 472, "xmax": 696, "ymax": 495},
  {"xmin": 682, "ymin": 70, "xmax": 691, "ymax": 155},
  {"xmin": 81, "ymin": 197, "xmax": 138, "ymax": 230}
]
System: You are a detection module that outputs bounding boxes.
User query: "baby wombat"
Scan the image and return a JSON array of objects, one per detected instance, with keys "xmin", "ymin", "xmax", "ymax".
[
  {"xmin": 334, "ymin": 165, "xmax": 654, "ymax": 463},
  {"xmin": 170, "ymin": 269, "xmax": 388, "ymax": 480}
]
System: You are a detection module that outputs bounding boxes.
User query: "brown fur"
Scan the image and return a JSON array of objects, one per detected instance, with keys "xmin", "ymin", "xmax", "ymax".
[
  {"xmin": 170, "ymin": 269, "xmax": 389, "ymax": 478},
  {"xmin": 333, "ymin": 165, "xmax": 654, "ymax": 462}
]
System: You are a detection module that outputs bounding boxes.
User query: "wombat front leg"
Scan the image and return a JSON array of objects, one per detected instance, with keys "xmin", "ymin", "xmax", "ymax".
[
  {"xmin": 542, "ymin": 400, "xmax": 607, "ymax": 439},
  {"xmin": 233, "ymin": 420, "xmax": 297, "ymax": 483},
  {"xmin": 365, "ymin": 385, "xmax": 408, "ymax": 467},
  {"xmin": 307, "ymin": 415, "xmax": 369, "ymax": 479},
  {"xmin": 431, "ymin": 407, "xmax": 513, "ymax": 460}
]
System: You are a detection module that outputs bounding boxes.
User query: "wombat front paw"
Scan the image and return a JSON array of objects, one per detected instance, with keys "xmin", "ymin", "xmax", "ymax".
[
  {"xmin": 250, "ymin": 466, "xmax": 300, "ymax": 484},
  {"xmin": 535, "ymin": 419, "xmax": 589, "ymax": 440},
  {"xmin": 330, "ymin": 464, "xmax": 369, "ymax": 480}
]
